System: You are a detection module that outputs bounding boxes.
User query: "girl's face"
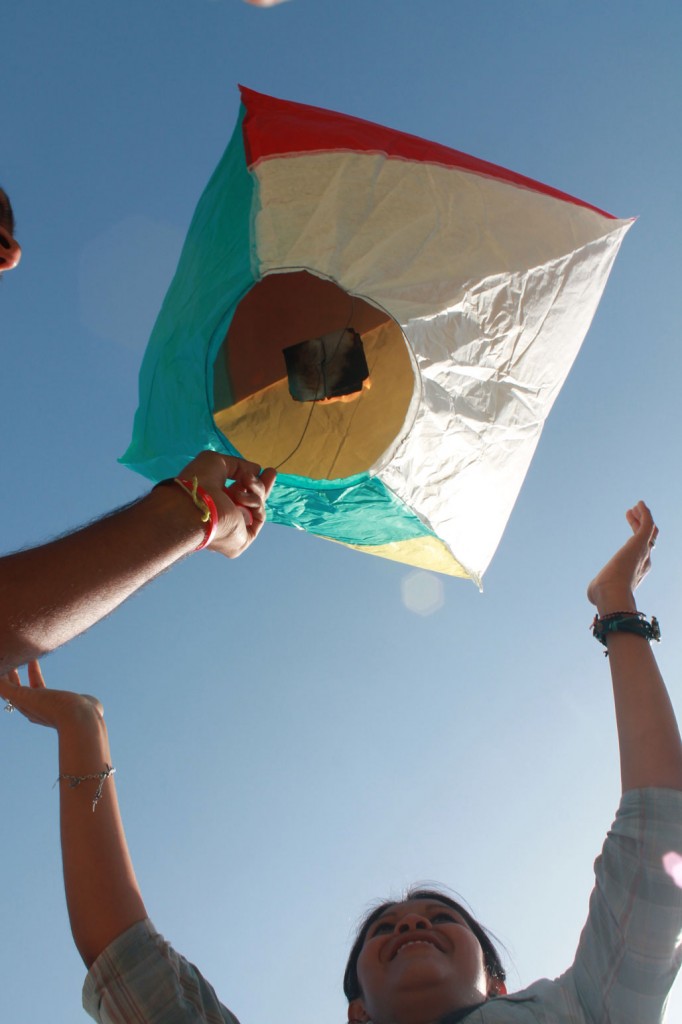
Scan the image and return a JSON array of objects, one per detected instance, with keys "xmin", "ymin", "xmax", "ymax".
[{"xmin": 348, "ymin": 898, "xmax": 490, "ymax": 1024}]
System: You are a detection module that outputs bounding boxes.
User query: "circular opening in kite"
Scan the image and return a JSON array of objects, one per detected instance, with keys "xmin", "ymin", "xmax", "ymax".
[{"xmin": 211, "ymin": 270, "xmax": 416, "ymax": 482}]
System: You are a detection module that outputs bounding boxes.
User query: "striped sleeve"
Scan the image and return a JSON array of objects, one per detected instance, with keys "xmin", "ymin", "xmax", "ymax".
[
  {"xmin": 83, "ymin": 918, "xmax": 239, "ymax": 1024},
  {"xmin": 561, "ymin": 788, "xmax": 682, "ymax": 1024}
]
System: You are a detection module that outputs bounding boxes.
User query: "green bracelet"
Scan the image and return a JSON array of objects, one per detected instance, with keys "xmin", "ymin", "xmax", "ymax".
[{"xmin": 591, "ymin": 611, "xmax": 661, "ymax": 654}]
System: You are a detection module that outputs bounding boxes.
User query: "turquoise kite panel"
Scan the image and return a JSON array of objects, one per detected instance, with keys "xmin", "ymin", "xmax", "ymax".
[
  {"xmin": 121, "ymin": 107, "xmax": 256, "ymax": 478},
  {"xmin": 266, "ymin": 474, "xmax": 434, "ymax": 547}
]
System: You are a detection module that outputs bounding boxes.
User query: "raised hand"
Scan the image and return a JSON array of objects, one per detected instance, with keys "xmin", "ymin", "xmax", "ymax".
[
  {"xmin": 1, "ymin": 661, "xmax": 150, "ymax": 967},
  {"xmin": 0, "ymin": 661, "xmax": 102, "ymax": 732},
  {"xmin": 587, "ymin": 501, "xmax": 659, "ymax": 615},
  {"xmin": 586, "ymin": 503, "xmax": 682, "ymax": 793}
]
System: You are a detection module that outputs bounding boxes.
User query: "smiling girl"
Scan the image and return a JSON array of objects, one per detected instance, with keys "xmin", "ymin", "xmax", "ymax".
[{"xmin": 1, "ymin": 502, "xmax": 680, "ymax": 1023}]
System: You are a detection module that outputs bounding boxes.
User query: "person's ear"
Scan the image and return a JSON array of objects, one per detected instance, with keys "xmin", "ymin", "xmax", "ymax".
[
  {"xmin": 348, "ymin": 999, "xmax": 370, "ymax": 1023},
  {"xmin": 488, "ymin": 978, "xmax": 507, "ymax": 997}
]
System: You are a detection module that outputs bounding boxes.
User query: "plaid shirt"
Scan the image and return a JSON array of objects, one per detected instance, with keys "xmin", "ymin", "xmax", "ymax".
[{"xmin": 84, "ymin": 788, "xmax": 682, "ymax": 1024}]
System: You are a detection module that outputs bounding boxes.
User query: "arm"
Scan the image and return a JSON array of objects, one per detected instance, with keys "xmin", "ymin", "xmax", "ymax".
[
  {"xmin": 0, "ymin": 663, "xmax": 145, "ymax": 966},
  {"xmin": 521, "ymin": 506, "xmax": 682, "ymax": 1024},
  {"xmin": 0, "ymin": 452, "xmax": 276, "ymax": 673},
  {"xmin": 587, "ymin": 501, "xmax": 682, "ymax": 792}
]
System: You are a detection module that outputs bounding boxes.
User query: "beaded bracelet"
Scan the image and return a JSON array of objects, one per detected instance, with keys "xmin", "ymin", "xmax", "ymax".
[{"xmin": 591, "ymin": 611, "xmax": 661, "ymax": 655}]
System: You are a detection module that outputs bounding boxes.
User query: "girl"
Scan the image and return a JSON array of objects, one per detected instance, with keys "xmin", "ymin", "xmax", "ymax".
[{"xmin": 1, "ymin": 502, "xmax": 680, "ymax": 1023}]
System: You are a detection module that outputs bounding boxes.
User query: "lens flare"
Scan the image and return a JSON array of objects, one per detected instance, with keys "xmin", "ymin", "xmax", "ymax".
[{"xmin": 662, "ymin": 852, "xmax": 682, "ymax": 888}]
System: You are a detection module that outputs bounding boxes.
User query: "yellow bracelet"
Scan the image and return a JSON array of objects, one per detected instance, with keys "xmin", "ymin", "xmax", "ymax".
[
  {"xmin": 173, "ymin": 476, "xmax": 211, "ymax": 523},
  {"xmin": 154, "ymin": 475, "xmax": 219, "ymax": 550}
]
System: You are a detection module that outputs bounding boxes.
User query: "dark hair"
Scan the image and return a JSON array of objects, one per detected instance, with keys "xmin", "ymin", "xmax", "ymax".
[
  {"xmin": 0, "ymin": 188, "xmax": 16, "ymax": 236},
  {"xmin": 343, "ymin": 886, "xmax": 506, "ymax": 1002}
]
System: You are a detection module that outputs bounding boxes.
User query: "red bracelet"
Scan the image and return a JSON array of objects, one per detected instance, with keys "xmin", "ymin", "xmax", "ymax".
[{"xmin": 174, "ymin": 477, "xmax": 218, "ymax": 551}]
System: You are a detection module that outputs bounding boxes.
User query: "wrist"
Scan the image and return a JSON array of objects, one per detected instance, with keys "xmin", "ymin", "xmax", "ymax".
[
  {"xmin": 589, "ymin": 585, "xmax": 637, "ymax": 617},
  {"xmin": 171, "ymin": 477, "xmax": 219, "ymax": 550},
  {"xmin": 143, "ymin": 484, "xmax": 206, "ymax": 550},
  {"xmin": 57, "ymin": 698, "xmax": 107, "ymax": 740},
  {"xmin": 58, "ymin": 712, "xmax": 112, "ymax": 790}
]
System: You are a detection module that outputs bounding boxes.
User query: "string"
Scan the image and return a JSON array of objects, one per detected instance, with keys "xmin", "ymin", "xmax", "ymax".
[{"xmin": 273, "ymin": 295, "xmax": 356, "ymax": 472}]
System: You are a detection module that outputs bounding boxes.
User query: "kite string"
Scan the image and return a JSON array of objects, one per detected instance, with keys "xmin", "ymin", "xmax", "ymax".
[
  {"xmin": 325, "ymin": 344, "xmax": 377, "ymax": 480},
  {"xmin": 272, "ymin": 296, "xmax": 356, "ymax": 472},
  {"xmin": 272, "ymin": 397, "xmax": 317, "ymax": 471}
]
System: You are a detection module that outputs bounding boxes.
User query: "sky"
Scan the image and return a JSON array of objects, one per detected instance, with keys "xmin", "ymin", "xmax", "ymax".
[{"xmin": 2, "ymin": 1, "xmax": 682, "ymax": 1021}]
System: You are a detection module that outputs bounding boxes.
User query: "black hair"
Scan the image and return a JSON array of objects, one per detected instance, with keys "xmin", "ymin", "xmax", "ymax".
[
  {"xmin": 0, "ymin": 188, "xmax": 16, "ymax": 236},
  {"xmin": 343, "ymin": 886, "xmax": 506, "ymax": 1003}
]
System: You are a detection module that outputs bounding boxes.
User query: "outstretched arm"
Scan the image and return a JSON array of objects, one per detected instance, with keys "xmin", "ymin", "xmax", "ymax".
[
  {"xmin": 587, "ymin": 502, "xmax": 682, "ymax": 792},
  {"xmin": 0, "ymin": 663, "xmax": 146, "ymax": 967},
  {"xmin": 0, "ymin": 452, "xmax": 276, "ymax": 673}
]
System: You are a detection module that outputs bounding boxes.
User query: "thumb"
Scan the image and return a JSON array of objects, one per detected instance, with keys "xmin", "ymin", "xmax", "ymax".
[
  {"xmin": 259, "ymin": 467, "xmax": 277, "ymax": 496},
  {"xmin": 0, "ymin": 669, "xmax": 21, "ymax": 711},
  {"xmin": 0, "ymin": 668, "xmax": 21, "ymax": 690}
]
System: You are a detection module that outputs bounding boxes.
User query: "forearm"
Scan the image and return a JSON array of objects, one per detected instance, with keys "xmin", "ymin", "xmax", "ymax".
[
  {"xmin": 0, "ymin": 486, "xmax": 203, "ymax": 672},
  {"xmin": 605, "ymin": 637, "xmax": 682, "ymax": 792},
  {"xmin": 58, "ymin": 707, "xmax": 147, "ymax": 967},
  {"xmin": 596, "ymin": 590, "xmax": 682, "ymax": 792}
]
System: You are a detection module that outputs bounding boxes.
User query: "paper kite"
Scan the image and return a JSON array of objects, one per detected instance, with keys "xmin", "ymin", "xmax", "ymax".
[{"xmin": 122, "ymin": 86, "xmax": 632, "ymax": 586}]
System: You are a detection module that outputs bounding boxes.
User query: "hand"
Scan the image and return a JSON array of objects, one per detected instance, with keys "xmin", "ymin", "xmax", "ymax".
[
  {"xmin": 0, "ymin": 661, "xmax": 102, "ymax": 732},
  {"xmin": 587, "ymin": 501, "xmax": 659, "ymax": 614},
  {"xmin": 177, "ymin": 451, "xmax": 277, "ymax": 558}
]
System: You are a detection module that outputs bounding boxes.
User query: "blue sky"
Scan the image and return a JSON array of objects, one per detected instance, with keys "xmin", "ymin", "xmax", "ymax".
[{"xmin": 2, "ymin": 2, "xmax": 682, "ymax": 1021}]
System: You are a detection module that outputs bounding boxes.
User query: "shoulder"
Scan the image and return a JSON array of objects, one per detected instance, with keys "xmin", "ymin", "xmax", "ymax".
[{"xmin": 83, "ymin": 918, "xmax": 239, "ymax": 1024}]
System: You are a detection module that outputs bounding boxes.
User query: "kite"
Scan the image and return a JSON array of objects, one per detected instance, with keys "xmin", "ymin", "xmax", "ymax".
[{"xmin": 122, "ymin": 86, "xmax": 632, "ymax": 586}]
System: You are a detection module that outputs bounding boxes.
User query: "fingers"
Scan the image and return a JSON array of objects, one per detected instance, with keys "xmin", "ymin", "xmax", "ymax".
[
  {"xmin": 188, "ymin": 450, "xmax": 277, "ymax": 556},
  {"xmin": 587, "ymin": 501, "xmax": 659, "ymax": 609},
  {"xmin": 183, "ymin": 450, "xmax": 277, "ymax": 498},
  {"xmin": 222, "ymin": 454, "xmax": 264, "ymax": 481},
  {"xmin": 239, "ymin": 469, "xmax": 276, "ymax": 536},
  {"xmin": 0, "ymin": 669, "xmax": 21, "ymax": 703},
  {"xmin": 228, "ymin": 467, "xmax": 276, "ymax": 501},
  {"xmin": 223, "ymin": 468, "xmax": 277, "ymax": 528},
  {"xmin": 626, "ymin": 501, "xmax": 657, "ymax": 542},
  {"xmin": 184, "ymin": 451, "xmax": 276, "ymax": 510},
  {"xmin": 0, "ymin": 668, "xmax": 23, "ymax": 716},
  {"xmin": 184, "ymin": 450, "xmax": 263, "ymax": 483},
  {"xmin": 28, "ymin": 661, "xmax": 46, "ymax": 689},
  {"xmin": 0, "ymin": 663, "xmax": 46, "ymax": 704},
  {"xmin": 222, "ymin": 491, "xmax": 256, "ymax": 529},
  {"xmin": 225, "ymin": 467, "xmax": 275, "ymax": 502},
  {"xmin": 224, "ymin": 480, "xmax": 264, "ymax": 510},
  {"xmin": 624, "ymin": 501, "xmax": 658, "ymax": 585},
  {"xmin": 258, "ymin": 466, "xmax": 277, "ymax": 499},
  {"xmin": 199, "ymin": 451, "xmax": 276, "ymax": 497}
]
